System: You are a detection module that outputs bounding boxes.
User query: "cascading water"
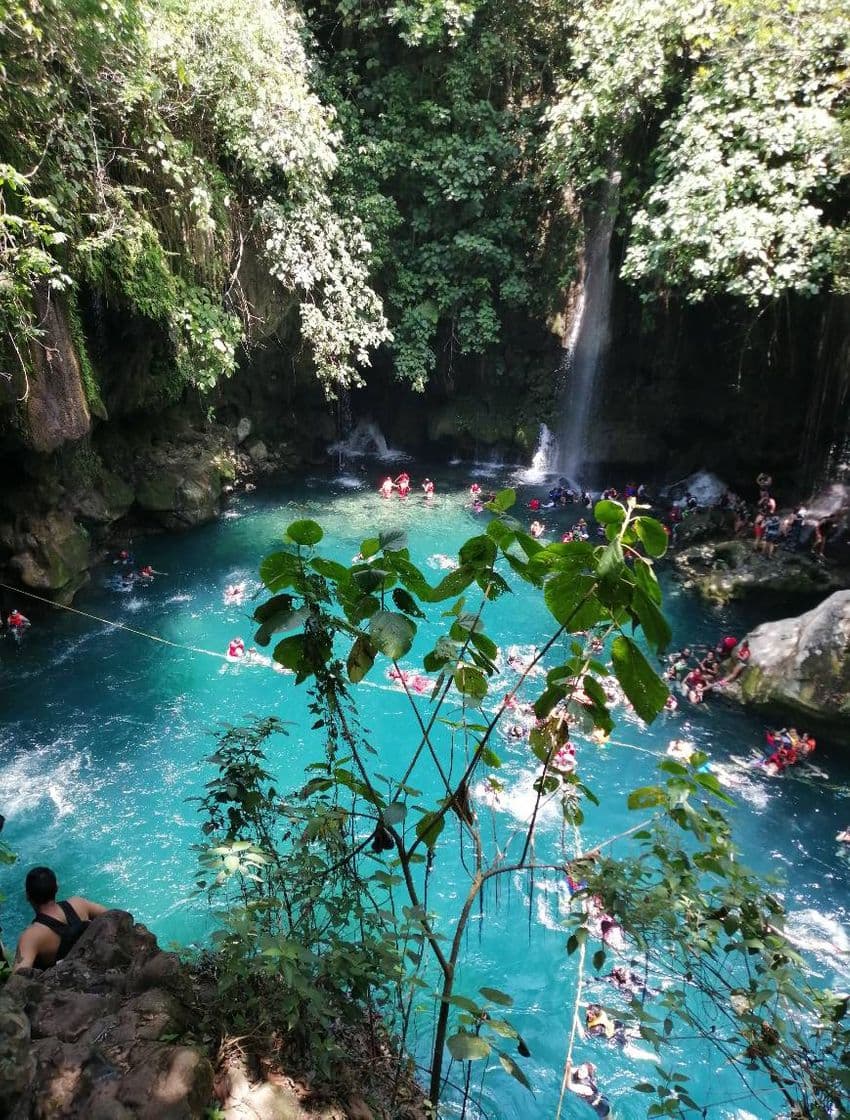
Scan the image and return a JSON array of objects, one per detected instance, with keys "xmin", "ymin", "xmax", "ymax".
[
  {"xmin": 328, "ymin": 418, "xmax": 408, "ymax": 462},
  {"xmin": 556, "ymin": 173, "xmax": 621, "ymax": 481},
  {"xmin": 515, "ymin": 423, "xmax": 556, "ymax": 483}
]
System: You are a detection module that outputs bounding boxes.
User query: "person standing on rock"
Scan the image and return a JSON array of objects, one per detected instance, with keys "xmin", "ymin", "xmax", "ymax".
[{"xmin": 13, "ymin": 867, "xmax": 107, "ymax": 972}]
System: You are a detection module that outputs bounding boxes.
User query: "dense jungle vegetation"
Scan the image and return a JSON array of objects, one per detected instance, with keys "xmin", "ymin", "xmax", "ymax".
[{"xmin": 1, "ymin": 0, "xmax": 848, "ymax": 402}]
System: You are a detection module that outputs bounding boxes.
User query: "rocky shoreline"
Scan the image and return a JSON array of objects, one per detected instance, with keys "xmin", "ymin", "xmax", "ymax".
[
  {"xmin": 0, "ymin": 416, "xmax": 306, "ymax": 605},
  {"xmin": 0, "ymin": 911, "xmax": 425, "ymax": 1120}
]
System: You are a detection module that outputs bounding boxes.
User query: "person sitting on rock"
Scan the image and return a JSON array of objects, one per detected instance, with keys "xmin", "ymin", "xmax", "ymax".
[
  {"xmin": 722, "ymin": 639, "xmax": 750, "ymax": 683},
  {"xmin": 14, "ymin": 866, "xmax": 107, "ymax": 972}
]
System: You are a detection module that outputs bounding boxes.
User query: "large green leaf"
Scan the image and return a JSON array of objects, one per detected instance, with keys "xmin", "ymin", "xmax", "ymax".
[
  {"xmin": 430, "ymin": 566, "xmax": 476, "ymax": 601},
  {"xmin": 392, "ymin": 587, "xmax": 426, "ymax": 618},
  {"xmin": 415, "ymin": 811, "xmax": 445, "ymax": 849},
  {"xmin": 480, "ymin": 986, "xmax": 513, "ymax": 1007},
  {"xmin": 259, "ymin": 551, "xmax": 300, "ymax": 592},
  {"xmin": 486, "ymin": 487, "xmax": 516, "ymax": 512},
  {"xmin": 254, "ymin": 606, "xmax": 310, "ymax": 647},
  {"xmin": 286, "ymin": 519, "xmax": 323, "ymax": 546},
  {"xmin": 310, "ymin": 557, "xmax": 349, "ymax": 582},
  {"xmin": 369, "ymin": 611, "xmax": 416, "ymax": 658},
  {"xmin": 454, "ymin": 664, "xmax": 488, "ymax": 701},
  {"xmin": 634, "ymin": 515, "xmax": 669, "ymax": 558},
  {"xmin": 498, "ymin": 1052, "xmax": 531, "ymax": 1089},
  {"xmin": 447, "ymin": 1033, "xmax": 491, "ymax": 1061},
  {"xmin": 594, "ymin": 499, "xmax": 626, "ymax": 525},
  {"xmin": 459, "ymin": 535, "xmax": 497, "ymax": 568},
  {"xmin": 611, "ymin": 635, "xmax": 668, "ymax": 723},
  {"xmin": 631, "ymin": 586, "xmax": 672, "ymax": 652},
  {"xmin": 543, "ymin": 573, "xmax": 604, "ymax": 631},
  {"xmin": 379, "ymin": 528, "xmax": 408, "ymax": 552},
  {"xmin": 347, "ymin": 634, "xmax": 376, "ymax": 683}
]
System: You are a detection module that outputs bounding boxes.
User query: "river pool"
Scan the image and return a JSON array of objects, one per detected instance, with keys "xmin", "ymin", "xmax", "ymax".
[{"xmin": 1, "ymin": 466, "xmax": 848, "ymax": 1119}]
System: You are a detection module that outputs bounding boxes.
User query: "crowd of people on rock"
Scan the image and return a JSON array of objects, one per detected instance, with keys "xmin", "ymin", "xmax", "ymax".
[{"xmin": 664, "ymin": 636, "xmax": 750, "ymax": 704}]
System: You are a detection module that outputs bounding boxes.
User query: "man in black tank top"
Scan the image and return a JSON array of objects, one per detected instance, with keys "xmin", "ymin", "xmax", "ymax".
[{"xmin": 13, "ymin": 866, "xmax": 108, "ymax": 972}]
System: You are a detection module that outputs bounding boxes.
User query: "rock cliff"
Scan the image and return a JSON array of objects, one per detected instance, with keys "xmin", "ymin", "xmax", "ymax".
[
  {"xmin": 729, "ymin": 590, "xmax": 850, "ymax": 727},
  {"xmin": 0, "ymin": 910, "xmax": 213, "ymax": 1119}
]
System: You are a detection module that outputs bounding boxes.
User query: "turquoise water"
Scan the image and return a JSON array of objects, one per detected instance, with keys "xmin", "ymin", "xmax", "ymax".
[{"xmin": 1, "ymin": 466, "xmax": 849, "ymax": 1119}]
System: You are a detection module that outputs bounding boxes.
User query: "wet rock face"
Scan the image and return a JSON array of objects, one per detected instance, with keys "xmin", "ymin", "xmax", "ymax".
[
  {"xmin": 0, "ymin": 910, "xmax": 214, "ymax": 1119},
  {"xmin": 673, "ymin": 538, "xmax": 849, "ymax": 605},
  {"xmin": 6, "ymin": 511, "xmax": 91, "ymax": 603},
  {"xmin": 731, "ymin": 590, "xmax": 850, "ymax": 726}
]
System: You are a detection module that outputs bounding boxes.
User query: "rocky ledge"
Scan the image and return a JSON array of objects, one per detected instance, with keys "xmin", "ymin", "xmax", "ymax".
[
  {"xmin": 0, "ymin": 415, "xmax": 301, "ymax": 603},
  {"xmin": 673, "ymin": 538, "xmax": 850, "ymax": 605},
  {"xmin": 725, "ymin": 590, "xmax": 850, "ymax": 729},
  {"xmin": 0, "ymin": 910, "xmax": 213, "ymax": 1119},
  {"xmin": 0, "ymin": 911, "xmax": 426, "ymax": 1120}
]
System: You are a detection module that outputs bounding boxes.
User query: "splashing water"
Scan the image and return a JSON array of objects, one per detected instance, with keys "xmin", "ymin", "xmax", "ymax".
[
  {"xmin": 328, "ymin": 419, "xmax": 409, "ymax": 462},
  {"xmin": 514, "ymin": 423, "xmax": 557, "ymax": 484},
  {"xmin": 557, "ymin": 173, "xmax": 621, "ymax": 482}
]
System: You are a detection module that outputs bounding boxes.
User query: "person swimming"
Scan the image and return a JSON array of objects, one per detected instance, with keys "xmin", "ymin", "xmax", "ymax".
[
  {"xmin": 224, "ymin": 582, "xmax": 246, "ymax": 604},
  {"xmin": 422, "ymin": 478, "xmax": 435, "ymax": 499},
  {"xmin": 568, "ymin": 1062, "xmax": 611, "ymax": 1118},
  {"xmin": 379, "ymin": 476, "xmax": 395, "ymax": 499},
  {"xmin": 530, "ymin": 520, "xmax": 545, "ymax": 539},
  {"xmin": 395, "ymin": 471, "xmax": 411, "ymax": 497},
  {"xmin": 226, "ymin": 637, "xmax": 245, "ymax": 660},
  {"xmin": 7, "ymin": 608, "xmax": 30, "ymax": 632},
  {"xmin": 469, "ymin": 482, "xmax": 482, "ymax": 502}
]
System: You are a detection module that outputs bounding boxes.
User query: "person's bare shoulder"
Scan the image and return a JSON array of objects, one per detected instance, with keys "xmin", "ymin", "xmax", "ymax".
[
  {"xmin": 68, "ymin": 895, "xmax": 109, "ymax": 919},
  {"xmin": 13, "ymin": 924, "xmax": 47, "ymax": 971}
]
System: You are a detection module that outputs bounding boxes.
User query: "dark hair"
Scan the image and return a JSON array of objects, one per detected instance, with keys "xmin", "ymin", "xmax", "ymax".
[{"xmin": 26, "ymin": 866, "xmax": 58, "ymax": 905}]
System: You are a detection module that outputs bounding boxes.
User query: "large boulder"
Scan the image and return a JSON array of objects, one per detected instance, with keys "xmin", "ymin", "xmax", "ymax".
[
  {"xmin": 0, "ymin": 910, "xmax": 213, "ymax": 1119},
  {"xmin": 731, "ymin": 590, "xmax": 850, "ymax": 727},
  {"xmin": 7, "ymin": 511, "xmax": 91, "ymax": 603}
]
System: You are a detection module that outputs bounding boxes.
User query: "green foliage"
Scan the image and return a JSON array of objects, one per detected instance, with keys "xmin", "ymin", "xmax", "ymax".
[
  {"xmin": 0, "ymin": 0, "xmax": 390, "ymax": 395},
  {"xmin": 197, "ymin": 499, "xmax": 850, "ymax": 1116},
  {"xmin": 310, "ymin": 0, "xmax": 575, "ymax": 388},
  {"xmin": 192, "ymin": 718, "xmax": 403, "ymax": 1072},
  {"xmin": 545, "ymin": 0, "xmax": 850, "ymax": 304}
]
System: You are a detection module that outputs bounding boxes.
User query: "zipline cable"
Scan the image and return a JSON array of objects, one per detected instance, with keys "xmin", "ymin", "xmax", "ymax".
[{"xmin": 0, "ymin": 580, "xmax": 230, "ymax": 661}]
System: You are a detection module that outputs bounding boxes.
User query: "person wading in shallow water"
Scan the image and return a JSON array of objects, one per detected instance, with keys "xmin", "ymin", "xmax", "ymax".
[{"xmin": 13, "ymin": 866, "xmax": 108, "ymax": 971}]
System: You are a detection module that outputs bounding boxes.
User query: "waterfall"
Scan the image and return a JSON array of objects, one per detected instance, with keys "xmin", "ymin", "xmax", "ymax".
[
  {"xmin": 515, "ymin": 423, "xmax": 556, "ymax": 484},
  {"xmin": 328, "ymin": 418, "xmax": 408, "ymax": 462},
  {"xmin": 556, "ymin": 173, "xmax": 621, "ymax": 481}
]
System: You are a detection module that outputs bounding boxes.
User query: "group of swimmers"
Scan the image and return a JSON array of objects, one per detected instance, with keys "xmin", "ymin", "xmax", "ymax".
[
  {"xmin": 762, "ymin": 728, "xmax": 817, "ymax": 775},
  {"xmin": 112, "ymin": 550, "xmax": 159, "ymax": 586},
  {"xmin": 379, "ymin": 473, "xmax": 435, "ymax": 500},
  {"xmin": 665, "ymin": 636, "xmax": 750, "ymax": 703}
]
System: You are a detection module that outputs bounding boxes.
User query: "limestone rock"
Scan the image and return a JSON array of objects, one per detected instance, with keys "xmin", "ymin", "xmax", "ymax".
[
  {"xmin": 0, "ymin": 910, "xmax": 213, "ymax": 1120},
  {"xmin": 7, "ymin": 511, "xmax": 91, "ymax": 601},
  {"xmin": 673, "ymin": 539, "xmax": 848, "ymax": 605},
  {"xmin": 246, "ymin": 439, "xmax": 268, "ymax": 464},
  {"xmin": 673, "ymin": 508, "xmax": 735, "ymax": 548},
  {"xmin": 74, "ymin": 471, "xmax": 135, "ymax": 525},
  {"xmin": 730, "ymin": 590, "xmax": 850, "ymax": 727},
  {"xmin": 236, "ymin": 417, "xmax": 252, "ymax": 444},
  {"xmin": 24, "ymin": 291, "xmax": 91, "ymax": 454}
]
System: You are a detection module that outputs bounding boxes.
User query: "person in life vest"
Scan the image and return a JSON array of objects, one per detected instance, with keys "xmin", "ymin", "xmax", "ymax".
[
  {"xmin": 138, "ymin": 565, "xmax": 155, "ymax": 581},
  {"xmin": 422, "ymin": 478, "xmax": 435, "ymax": 499},
  {"xmin": 7, "ymin": 608, "xmax": 30, "ymax": 631},
  {"xmin": 14, "ymin": 866, "xmax": 108, "ymax": 971},
  {"xmin": 469, "ymin": 482, "xmax": 482, "ymax": 502},
  {"xmin": 379, "ymin": 477, "xmax": 395, "ymax": 499},
  {"xmin": 227, "ymin": 637, "xmax": 245, "ymax": 660},
  {"xmin": 395, "ymin": 472, "xmax": 411, "ymax": 497}
]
